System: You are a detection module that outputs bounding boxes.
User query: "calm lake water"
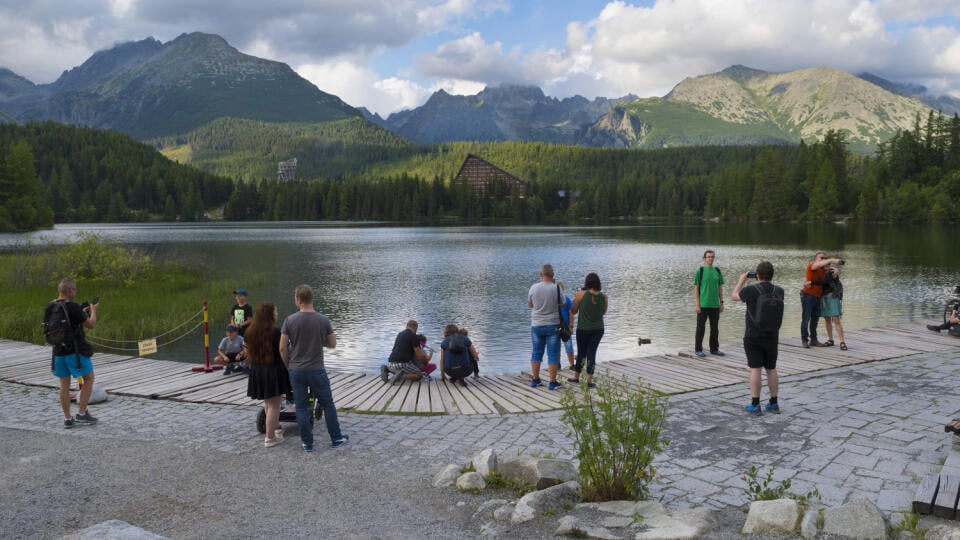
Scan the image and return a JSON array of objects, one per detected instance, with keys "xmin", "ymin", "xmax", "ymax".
[{"xmin": 5, "ymin": 222, "xmax": 959, "ymax": 374}]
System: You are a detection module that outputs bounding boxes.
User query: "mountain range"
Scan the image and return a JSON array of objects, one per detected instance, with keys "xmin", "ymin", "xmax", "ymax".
[
  {"xmin": 0, "ymin": 32, "xmax": 953, "ymax": 156},
  {"xmin": 0, "ymin": 32, "xmax": 358, "ymax": 139}
]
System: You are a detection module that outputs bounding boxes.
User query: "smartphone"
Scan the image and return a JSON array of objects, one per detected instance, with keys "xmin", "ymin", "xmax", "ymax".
[
  {"xmin": 91, "ymin": 296, "xmax": 100, "ymax": 305},
  {"xmin": 747, "ymin": 272, "xmax": 757, "ymax": 279}
]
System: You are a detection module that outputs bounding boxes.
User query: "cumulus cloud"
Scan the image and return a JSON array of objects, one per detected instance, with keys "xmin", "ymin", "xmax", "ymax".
[
  {"xmin": 416, "ymin": 32, "xmax": 532, "ymax": 84},
  {"xmin": 1, "ymin": 0, "xmax": 958, "ymax": 114}
]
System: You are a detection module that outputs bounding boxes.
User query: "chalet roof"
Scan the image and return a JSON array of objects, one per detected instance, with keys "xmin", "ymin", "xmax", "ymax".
[{"xmin": 453, "ymin": 154, "xmax": 527, "ymax": 197}]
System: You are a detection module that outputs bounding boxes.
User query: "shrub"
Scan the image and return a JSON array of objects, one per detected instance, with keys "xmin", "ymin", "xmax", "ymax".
[
  {"xmin": 742, "ymin": 466, "xmax": 821, "ymax": 510},
  {"xmin": 560, "ymin": 370, "xmax": 668, "ymax": 501}
]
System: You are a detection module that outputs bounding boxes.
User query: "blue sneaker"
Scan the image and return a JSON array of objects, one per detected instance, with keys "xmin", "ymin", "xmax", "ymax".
[
  {"xmin": 331, "ymin": 435, "xmax": 349, "ymax": 448},
  {"xmin": 694, "ymin": 351, "xmax": 706, "ymax": 358},
  {"xmin": 530, "ymin": 378, "xmax": 542, "ymax": 388},
  {"xmin": 548, "ymin": 381, "xmax": 562, "ymax": 390},
  {"xmin": 744, "ymin": 404, "xmax": 763, "ymax": 416},
  {"xmin": 765, "ymin": 402, "xmax": 780, "ymax": 413},
  {"xmin": 302, "ymin": 443, "xmax": 314, "ymax": 453}
]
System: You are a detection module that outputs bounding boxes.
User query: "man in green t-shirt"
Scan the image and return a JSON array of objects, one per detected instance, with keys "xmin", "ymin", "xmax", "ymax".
[{"xmin": 694, "ymin": 250, "xmax": 725, "ymax": 357}]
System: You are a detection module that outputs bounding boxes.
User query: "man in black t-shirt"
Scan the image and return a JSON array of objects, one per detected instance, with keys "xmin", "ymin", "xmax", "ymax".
[
  {"xmin": 382, "ymin": 320, "xmax": 433, "ymax": 383},
  {"xmin": 731, "ymin": 261, "xmax": 784, "ymax": 416},
  {"xmin": 50, "ymin": 277, "xmax": 99, "ymax": 429}
]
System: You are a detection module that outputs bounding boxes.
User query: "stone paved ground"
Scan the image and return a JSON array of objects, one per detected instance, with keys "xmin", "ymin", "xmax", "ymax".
[{"xmin": 2, "ymin": 346, "xmax": 960, "ymax": 529}]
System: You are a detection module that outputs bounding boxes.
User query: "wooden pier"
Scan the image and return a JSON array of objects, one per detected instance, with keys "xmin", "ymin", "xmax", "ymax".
[{"xmin": 1, "ymin": 324, "xmax": 956, "ymax": 416}]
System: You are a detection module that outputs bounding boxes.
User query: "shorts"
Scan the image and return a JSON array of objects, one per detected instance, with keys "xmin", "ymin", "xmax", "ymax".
[
  {"xmin": 52, "ymin": 354, "xmax": 94, "ymax": 378},
  {"xmin": 743, "ymin": 336, "xmax": 778, "ymax": 370}
]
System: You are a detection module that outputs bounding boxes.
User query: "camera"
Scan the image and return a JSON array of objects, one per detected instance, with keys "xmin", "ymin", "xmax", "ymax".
[{"xmin": 747, "ymin": 272, "xmax": 757, "ymax": 279}]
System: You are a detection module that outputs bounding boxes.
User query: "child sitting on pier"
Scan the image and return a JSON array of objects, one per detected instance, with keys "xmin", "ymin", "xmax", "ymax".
[
  {"xmin": 417, "ymin": 334, "xmax": 437, "ymax": 378},
  {"xmin": 216, "ymin": 325, "xmax": 246, "ymax": 375}
]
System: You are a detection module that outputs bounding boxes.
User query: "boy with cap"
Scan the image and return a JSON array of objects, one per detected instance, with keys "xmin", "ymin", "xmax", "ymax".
[{"xmin": 230, "ymin": 288, "xmax": 253, "ymax": 336}]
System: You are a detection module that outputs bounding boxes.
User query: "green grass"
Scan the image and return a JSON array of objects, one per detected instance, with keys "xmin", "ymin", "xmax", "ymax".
[{"xmin": 0, "ymin": 236, "xmax": 264, "ymax": 351}]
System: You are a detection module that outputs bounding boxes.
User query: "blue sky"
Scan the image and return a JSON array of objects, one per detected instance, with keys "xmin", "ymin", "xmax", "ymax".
[{"xmin": 0, "ymin": 0, "xmax": 958, "ymax": 115}]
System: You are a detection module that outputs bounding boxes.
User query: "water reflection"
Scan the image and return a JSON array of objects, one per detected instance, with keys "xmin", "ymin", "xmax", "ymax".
[{"xmin": 3, "ymin": 223, "xmax": 956, "ymax": 374}]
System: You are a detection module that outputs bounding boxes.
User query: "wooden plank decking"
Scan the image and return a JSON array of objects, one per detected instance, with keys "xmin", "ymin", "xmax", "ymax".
[{"xmin": 2, "ymin": 324, "xmax": 957, "ymax": 416}]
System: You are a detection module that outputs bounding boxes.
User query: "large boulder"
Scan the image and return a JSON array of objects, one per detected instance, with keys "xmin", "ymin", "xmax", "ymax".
[
  {"xmin": 60, "ymin": 520, "xmax": 166, "ymax": 539},
  {"xmin": 554, "ymin": 515, "xmax": 624, "ymax": 540},
  {"xmin": 472, "ymin": 449, "xmax": 498, "ymax": 478},
  {"xmin": 432, "ymin": 464, "xmax": 461, "ymax": 487},
  {"xmin": 822, "ymin": 499, "xmax": 886, "ymax": 540},
  {"xmin": 578, "ymin": 501, "xmax": 713, "ymax": 540},
  {"xmin": 457, "ymin": 472, "xmax": 486, "ymax": 491},
  {"xmin": 511, "ymin": 481, "xmax": 581, "ymax": 523},
  {"xmin": 742, "ymin": 499, "xmax": 800, "ymax": 534},
  {"xmin": 498, "ymin": 456, "xmax": 577, "ymax": 490}
]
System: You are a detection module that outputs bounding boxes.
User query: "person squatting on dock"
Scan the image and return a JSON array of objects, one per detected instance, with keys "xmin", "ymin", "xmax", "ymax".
[
  {"xmin": 732, "ymin": 262, "xmax": 785, "ymax": 416},
  {"xmin": 49, "ymin": 277, "xmax": 99, "ymax": 429},
  {"xmin": 382, "ymin": 320, "xmax": 434, "ymax": 383}
]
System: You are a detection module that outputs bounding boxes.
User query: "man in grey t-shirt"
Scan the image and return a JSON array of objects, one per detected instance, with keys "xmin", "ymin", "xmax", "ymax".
[
  {"xmin": 527, "ymin": 264, "xmax": 562, "ymax": 389},
  {"xmin": 280, "ymin": 284, "xmax": 347, "ymax": 452}
]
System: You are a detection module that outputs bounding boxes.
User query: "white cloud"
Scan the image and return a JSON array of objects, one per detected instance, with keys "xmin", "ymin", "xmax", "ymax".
[
  {"xmin": 416, "ymin": 32, "xmax": 530, "ymax": 84},
  {"xmin": 417, "ymin": 0, "xmax": 509, "ymax": 33}
]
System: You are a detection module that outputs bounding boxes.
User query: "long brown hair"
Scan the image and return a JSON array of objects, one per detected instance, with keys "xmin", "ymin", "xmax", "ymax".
[{"xmin": 245, "ymin": 302, "xmax": 277, "ymax": 364}]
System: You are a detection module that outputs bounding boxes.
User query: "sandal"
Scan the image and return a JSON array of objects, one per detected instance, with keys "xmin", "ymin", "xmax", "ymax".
[
  {"xmin": 823, "ymin": 340, "xmax": 834, "ymax": 347},
  {"xmin": 840, "ymin": 342, "xmax": 847, "ymax": 351},
  {"xmin": 567, "ymin": 376, "xmax": 580, "ymax": 383}
]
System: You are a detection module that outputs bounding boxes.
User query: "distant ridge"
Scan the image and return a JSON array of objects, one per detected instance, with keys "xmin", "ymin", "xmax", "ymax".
[{"xmin": 0, "ymin": 32, "xmax": 360, "ymax": 138}]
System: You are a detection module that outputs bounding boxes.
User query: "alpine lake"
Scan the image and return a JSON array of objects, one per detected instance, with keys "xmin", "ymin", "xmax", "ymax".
[{"xmin": 4, "ymin": 222, "xmax": 958, "ymax": 375}]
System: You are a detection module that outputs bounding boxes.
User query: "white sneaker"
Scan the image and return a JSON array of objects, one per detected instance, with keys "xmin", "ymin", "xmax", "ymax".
[
  {"xmin": 274, "ymin": 426, "xmax": 284, "ymax": 439},
  {"xmin": 264, "ymin": 435, "xmax": 283, "ymax": 448}
]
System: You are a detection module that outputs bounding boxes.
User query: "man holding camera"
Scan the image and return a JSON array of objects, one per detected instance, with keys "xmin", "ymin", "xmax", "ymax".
[
  {"xmin": 732, "ymin": 262, "xmax": 784, "ymax": 415},
  {"xmin": 800, "ymin": 251, "xmax": 844, "ymax": 348},
  {"xmin": 50, "ymin": 277, "xmax": 99, "ymax": 429}
]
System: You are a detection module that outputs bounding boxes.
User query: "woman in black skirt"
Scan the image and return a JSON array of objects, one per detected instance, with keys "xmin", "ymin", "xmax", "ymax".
[{"xmin": 245, "ymin": 302, "xmax": 292, "ymax": 447}]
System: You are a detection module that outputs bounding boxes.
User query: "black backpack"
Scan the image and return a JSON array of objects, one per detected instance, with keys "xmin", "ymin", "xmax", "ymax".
[
  {"xmin": 748, "ymin": 283, "xmax": 784, "ymax": 332},
  {"xmin": 43, "ymin": 300, "xmax": 74, "ymax": 348},
  {"xmin": 696, "ymin": 265, "xmax": 723, "ymax": 284},
  {"xmin": 448, "ymin": 333, "xmax": 466, "ymax": 354}
]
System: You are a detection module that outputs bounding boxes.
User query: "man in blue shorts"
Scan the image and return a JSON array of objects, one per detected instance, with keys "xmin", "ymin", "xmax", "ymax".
[
  {"xmin": 528, "ymin": 264, "xmax": 562, "ymax": 389},
  {"xmin": 50, "ymin": 278, "xmax": 99, "ymax": 429}
]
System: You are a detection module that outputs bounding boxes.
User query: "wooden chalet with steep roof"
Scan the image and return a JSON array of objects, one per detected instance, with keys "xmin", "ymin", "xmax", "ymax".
[{"xmin": 452, "ymin": 154, "xmax": 528, "ymax": 198}]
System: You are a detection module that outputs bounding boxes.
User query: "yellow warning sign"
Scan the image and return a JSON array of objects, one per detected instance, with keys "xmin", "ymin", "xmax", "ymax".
[{"xmin": 138, "ymin": 339, "xmax": 158, "ymax": 356}]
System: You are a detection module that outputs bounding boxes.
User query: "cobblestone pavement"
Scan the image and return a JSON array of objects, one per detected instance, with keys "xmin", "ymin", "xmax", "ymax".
[{"xmin": 2, "ymin": 346, "xmax": 959, "ymax": 522}]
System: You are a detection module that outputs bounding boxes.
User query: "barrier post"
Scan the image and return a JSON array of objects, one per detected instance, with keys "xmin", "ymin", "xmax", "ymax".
[{"xmin": 192, "ymin": 300, "xmax": 222, "ymax": 372}]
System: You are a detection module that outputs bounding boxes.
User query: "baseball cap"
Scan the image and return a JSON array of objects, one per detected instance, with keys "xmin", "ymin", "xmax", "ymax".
[
  {"xmin": 226, "ymin": 325, "xmax": 239, "ymax": 332},
  {"xmin": 232, "ymin": 288, "xmax": 248, "ymax": 296}
]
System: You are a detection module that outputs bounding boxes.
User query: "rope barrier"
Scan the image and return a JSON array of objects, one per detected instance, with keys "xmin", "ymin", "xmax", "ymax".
[
  {"xmin": 87, "ymin": 316, "xmax": 204, "ymax": 354},
  {"xmin": 85, "ymin": 309, "xmax": 205, "ymax": 345}
]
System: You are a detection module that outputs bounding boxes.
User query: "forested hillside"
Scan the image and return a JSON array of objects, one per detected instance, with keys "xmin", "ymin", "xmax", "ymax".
[
  {"xmin": 154, "ymin": 117, "xmax": 422, "ymax": 180},
  {"xmin": 3, "ymin": 112, "xmax": 958, "ymax": 229},
  {"xmin": 0, "ymin": 122, "xmax": 234, "ymax": 223},
  {"xmin": 223, "ymin": 112, "xmax": 960, "ymax": 224}
]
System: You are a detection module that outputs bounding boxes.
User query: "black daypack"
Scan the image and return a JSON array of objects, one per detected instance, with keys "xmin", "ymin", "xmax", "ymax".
[
  {"xmin": 43, "ymin": 300, "xmax": 74, "ymax": 348},
  {"xmin": 448, "ymin": 332, "xmax": 466, "ymax": 354},
  {"xmin": 748, "ymin": 283, "xmax": 784, "ymax": 332}
]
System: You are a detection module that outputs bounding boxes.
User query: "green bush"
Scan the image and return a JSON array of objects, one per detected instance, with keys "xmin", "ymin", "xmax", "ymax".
[{"xmin": 560, "ymin": 371, "xmax": 668, "ymax": 501}]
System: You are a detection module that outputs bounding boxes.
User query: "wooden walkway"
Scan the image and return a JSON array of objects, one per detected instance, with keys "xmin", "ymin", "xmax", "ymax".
[{"xmin": 1, "ymin": 324, "xmax": 956, "ymax": 416}]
